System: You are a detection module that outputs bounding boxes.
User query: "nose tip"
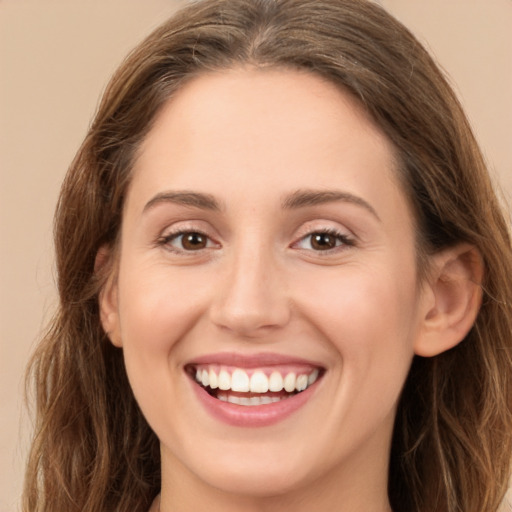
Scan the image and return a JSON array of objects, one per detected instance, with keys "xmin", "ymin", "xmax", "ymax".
[
  {"xmin": 211, "ymin": 298, "xmax": 290, "ymax": 338},
  {"xmin": 209, "ymin": 258, "xmax": 290, "ymax": 338}
]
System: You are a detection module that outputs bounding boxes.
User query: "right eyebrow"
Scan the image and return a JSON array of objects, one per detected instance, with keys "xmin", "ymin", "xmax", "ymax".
[{"xmin": 143, "ymin": 191, "xmax": 223, "ymax": 213}]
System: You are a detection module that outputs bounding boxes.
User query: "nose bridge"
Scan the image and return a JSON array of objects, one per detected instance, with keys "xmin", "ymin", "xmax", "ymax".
[{"xmin": 210, "ymin": 233, "xmax": 290, "ymax": 336}]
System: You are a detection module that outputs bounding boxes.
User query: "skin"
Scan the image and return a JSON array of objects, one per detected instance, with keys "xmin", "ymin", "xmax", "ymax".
[{"xmin": 100, "ymin": 68, "xmax": 482, "ymax": 512}]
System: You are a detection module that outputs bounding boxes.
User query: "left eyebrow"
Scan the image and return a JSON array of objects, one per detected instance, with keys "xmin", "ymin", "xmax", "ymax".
[
  {"xmin": 281, "ymin": 189, "xmax": 381, "ymax": 221},
  {"xmin": 143, "ymin": 191, "xmax": 223, "ymax": 213}
]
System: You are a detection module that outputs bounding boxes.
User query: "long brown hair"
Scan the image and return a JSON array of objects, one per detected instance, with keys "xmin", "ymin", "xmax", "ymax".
[{"xmin": 23, "ymin": 1, "xmax": 512, "ymax": 511}]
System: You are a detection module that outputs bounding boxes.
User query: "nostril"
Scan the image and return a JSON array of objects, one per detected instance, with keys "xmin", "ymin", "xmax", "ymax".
[{"xmin": 209, "ymin": 301, "xmax": 291, "ymax": 338}]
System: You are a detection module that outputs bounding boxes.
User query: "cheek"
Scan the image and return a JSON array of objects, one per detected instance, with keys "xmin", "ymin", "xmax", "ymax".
[
  {"xmin": 303, "ymin": 263, "xmax": 417, "ymax": 337},
  {"xmin": 115, "ymin": 261, "xmax": 214, "ymax": 427},
  {"xmin": 118, "ymin": 261, "xmax": 210, "ymax": 348},
  {"xmin": 297, "ymin": 264, "xmax": 418, "ymax": 386},
  {"xmin": 278, "ymin": 264, "xmax": 420, "ymax": 460},
  {"xmin": 115, "ymin": 261, "xmax": 214, "ymax": 406}
]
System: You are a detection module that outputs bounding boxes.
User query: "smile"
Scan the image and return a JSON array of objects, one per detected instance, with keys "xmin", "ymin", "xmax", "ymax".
[
  {"xmin": 191, "ymin": 365, "xmax": 320, "ymax": 405},
  {"xmin": 185, "ymin": 355, "xmax": 324, "ymax": 427}
]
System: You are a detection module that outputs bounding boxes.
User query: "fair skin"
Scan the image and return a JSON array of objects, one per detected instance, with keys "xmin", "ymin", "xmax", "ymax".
[{"xmin": 100, "ymin": 68, "xmax": 482, "ymax": 512}]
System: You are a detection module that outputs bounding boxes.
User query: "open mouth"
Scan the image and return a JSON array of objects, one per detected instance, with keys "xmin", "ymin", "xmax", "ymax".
[{"xmin": 186, "ymin": 364, "xmax": 323, "ymax": 407}]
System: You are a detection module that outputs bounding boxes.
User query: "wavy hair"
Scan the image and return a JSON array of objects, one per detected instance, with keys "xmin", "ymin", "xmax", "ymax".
[{"xmin": 23, "ymin": 1, "xmax": 512, "ymax": 511}]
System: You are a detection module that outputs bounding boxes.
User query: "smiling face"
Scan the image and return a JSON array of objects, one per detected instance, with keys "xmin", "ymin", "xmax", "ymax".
[{"xmin": 101, "ymin": 68, "xmax": 432, "ymax": 510}]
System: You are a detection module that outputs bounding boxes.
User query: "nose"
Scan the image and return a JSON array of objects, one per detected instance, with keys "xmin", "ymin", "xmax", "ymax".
[{"xmin": 209, "ymin": 246, "xmax": 291, "ymax": 338}]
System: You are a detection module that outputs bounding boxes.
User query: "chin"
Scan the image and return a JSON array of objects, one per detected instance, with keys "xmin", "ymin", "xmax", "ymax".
[
  {"xmin": 173, "ymin": 444, "xmax": 318, "ymax": 499},
  {"xmin": 199, "ymin": 464, "xmax": 310, "ymax": 498}
]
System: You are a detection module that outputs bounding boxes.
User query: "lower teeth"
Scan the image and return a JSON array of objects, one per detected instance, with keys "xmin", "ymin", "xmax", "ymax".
[{"xmin": 216, "ymin": 393, "xmax": 289, "ymax": 406}]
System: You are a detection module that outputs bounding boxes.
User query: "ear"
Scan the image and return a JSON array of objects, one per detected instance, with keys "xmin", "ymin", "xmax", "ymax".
[
  {"xmin": 96, "ymin": 246, "xmax": 122, "ymax": 348},
  {"xmin": 414, "ymin": 244, "xmax": 484, "ymax": 357}
]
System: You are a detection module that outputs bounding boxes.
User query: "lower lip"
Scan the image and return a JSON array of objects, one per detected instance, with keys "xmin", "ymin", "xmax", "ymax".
[{"xmin": 189, "ymin": 377, "xmax": 320, "ymax": 428}]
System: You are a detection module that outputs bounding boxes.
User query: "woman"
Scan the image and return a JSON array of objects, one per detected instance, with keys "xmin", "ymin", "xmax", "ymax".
[{"xmin": 23, "ymin": 0, "xmax": 512, "ymax": 511}]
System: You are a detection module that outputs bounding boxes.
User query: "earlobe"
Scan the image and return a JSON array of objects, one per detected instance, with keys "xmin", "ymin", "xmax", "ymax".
[
  {"xmin": 96, "ymin": 246, "xmax": 122, "ymax": 348},
  {"xmin": 414, "ymin": 244, "xmax": 484, "ymax": 357}
]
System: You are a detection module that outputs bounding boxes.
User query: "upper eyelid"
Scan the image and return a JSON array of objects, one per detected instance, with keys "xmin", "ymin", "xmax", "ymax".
[
  {"xmin": 160, "ymin": 228, "xmax": 217, "ymax": 245},
  {"xmin": 161, "ymin": 226, "xmax": 210, "ymax": 237},
  {"xmin": 292, "ymin": 221, "xmax": 355, "ymax": 240},
  {"xmin": 159, "ymin": 219, "xmax": 217, "ymax": 238}
]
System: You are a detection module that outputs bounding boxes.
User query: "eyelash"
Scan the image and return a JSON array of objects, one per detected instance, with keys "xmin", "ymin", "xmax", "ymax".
[
  {"xmin": 156, "ymin": 230, "xmax": 216, "ymax": 254},
  {"xmin": 156, "ymin": 227, "xmax": 355, "ymax": 255},
  {"xmin": 293, "ymin": 228, "xmax": 355, "ymax": 253}
]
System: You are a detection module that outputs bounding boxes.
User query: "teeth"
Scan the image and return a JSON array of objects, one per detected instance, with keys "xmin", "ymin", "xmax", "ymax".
[
  {"xmin": 268, "ymin": 371, "xmax": 284, "ymax": 392},
  {"xmin": 217, "ymin": 393, "xmax": 286, "ymax": 406},
  {"xmin": 308, "ymin": 369, "xmax": 319, "ymax": 386},
  {"xmin": 209, "ymin": 368, "xmax": 218, "ymax": 389},
  {"xmin": 193, "ymin": 366, "xmax": 321, "ymax": 396},
  {"xmin": 227, "ymin": 395, "xmax": 241, "ymax": 405},
  {"xmin": 218, "ymin": 369, "xmax": 231, "ymax": 390},
  {"xmin": 296, "ymin": 374, "xmax": 308, "ymax": 392},
  {"xmin": 250, "ymin": 371, "xmax": 269, "ymax": 393},
  {"xmin": 283, "ymin": 372, "xmax": 296, "ymax": 392},
  {"xmin": 231, "ymin": 369, "xmax": 250, "ymax": 392}
]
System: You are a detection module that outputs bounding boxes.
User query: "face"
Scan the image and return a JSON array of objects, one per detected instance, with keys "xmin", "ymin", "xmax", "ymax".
[{"xmin": 101, "ymin": 68, "xmax": 432, "ymax": 505}]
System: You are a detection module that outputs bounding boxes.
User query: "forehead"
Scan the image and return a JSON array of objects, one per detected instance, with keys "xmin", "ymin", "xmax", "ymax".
[{"xmin": 127, "ymin": 68, "xmax": 408, "ymax": 227}]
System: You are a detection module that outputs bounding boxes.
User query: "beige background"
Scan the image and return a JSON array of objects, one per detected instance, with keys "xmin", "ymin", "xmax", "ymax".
[{"xmin": 1, "ymin": 1, "xmax": 511, "ymax": 510}]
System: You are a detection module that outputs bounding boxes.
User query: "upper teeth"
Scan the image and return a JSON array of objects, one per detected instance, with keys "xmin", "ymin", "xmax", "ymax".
[{"xmin": 194, "ymin": 367, "xmax": 319, "ymax": 393}]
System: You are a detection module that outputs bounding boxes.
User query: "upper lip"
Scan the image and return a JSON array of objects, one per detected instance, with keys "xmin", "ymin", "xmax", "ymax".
[{"xmin": 186, "ymin": 351, "xmax": 325, "ymax": 369}]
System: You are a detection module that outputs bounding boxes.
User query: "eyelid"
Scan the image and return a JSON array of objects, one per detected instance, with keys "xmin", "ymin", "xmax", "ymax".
[{"xmin": 292, "ymin": 219, "xmax": 354, "ymax": 239}]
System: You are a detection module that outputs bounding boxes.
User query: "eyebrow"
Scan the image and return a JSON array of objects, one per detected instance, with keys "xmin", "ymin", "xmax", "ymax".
[
  {"xmin": 282, "ymin": 189, "xmax": 380, "ymax": 221},
  {"xmin": 143, "ymin": 191, "xmax": 222, "ymax": 213},
  {"xmin": 142, "ymin": 188, "xmax": 379, "ymax": 220}
]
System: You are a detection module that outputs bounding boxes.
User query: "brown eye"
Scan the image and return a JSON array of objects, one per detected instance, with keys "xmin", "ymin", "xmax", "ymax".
[
  {"xmin": 162, "ymin": 231, "xmax": 213, "ymax": 252},
  {"xmin": 310, "ymin": 233, "xmax": 339, "ymax": 250},
  {"xmin": 180, "ymin": 232, "xmax": 208, "ymax": 250},
  {"xmin": 294, "ymin": 230, "xmax": 353, "ymax": 252}
]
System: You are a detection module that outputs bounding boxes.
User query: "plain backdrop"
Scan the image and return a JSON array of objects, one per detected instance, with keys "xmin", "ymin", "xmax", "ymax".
[{"xmin": 1, "ymin": 1, "xmax": 511, "ymax": 510}]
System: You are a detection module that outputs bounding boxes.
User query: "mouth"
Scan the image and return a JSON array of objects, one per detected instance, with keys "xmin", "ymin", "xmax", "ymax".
[
  {"xmin": 184, "ymin": 352, "xmax": 326, "ymax": 427},
  {"xmin": 186, "ymin": 364, "xmax": 322, "ymax": 406}
]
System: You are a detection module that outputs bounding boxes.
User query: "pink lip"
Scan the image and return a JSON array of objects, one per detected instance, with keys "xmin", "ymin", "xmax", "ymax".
[
  {"xmin": 186, "ymin": 352, "xmax": 324, "ymax": 428},
  {"xmin": 189, "ymin": 379, "xmax": 320, "ymax": 427},
  {"xmin": 188, "ymin": 351, "xmax": 323, "ymax": 368}
]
